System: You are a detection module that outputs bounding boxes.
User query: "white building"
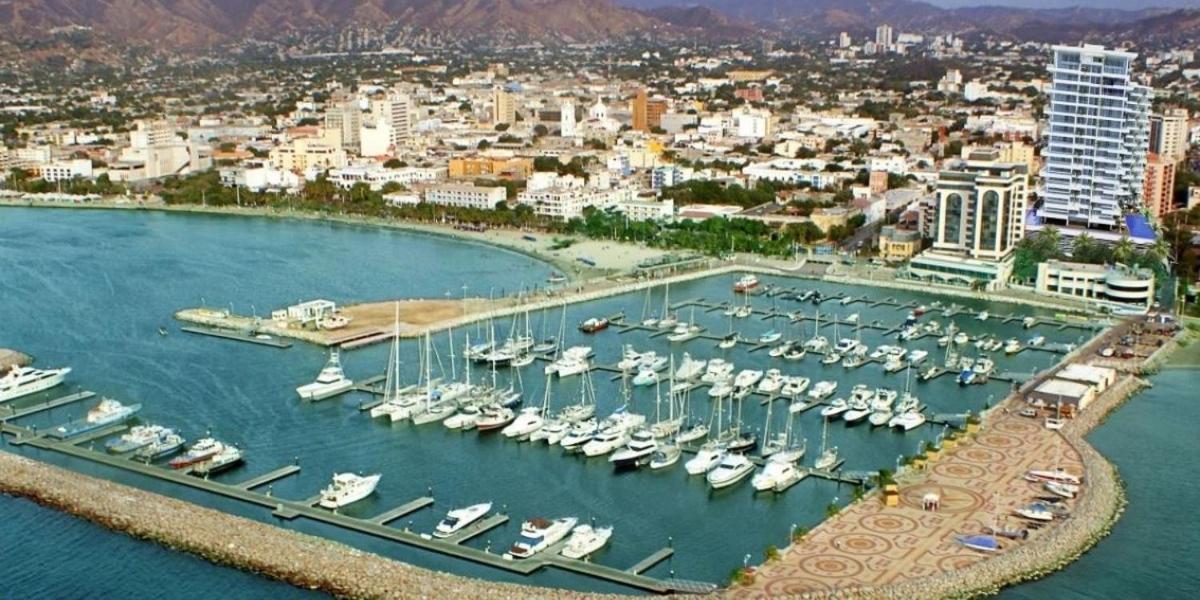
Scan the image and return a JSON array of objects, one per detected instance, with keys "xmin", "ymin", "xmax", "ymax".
[
  {"xmin": 516, "ymin": 186, "xmax": 632, "ymax": 221},
  {"xmin": 1040, "ymin": 45, "xmax": 1151, "ymax": 231},
  {"xmin": 329, "ymin": 164, "xmax": 444, "ymax": 191},
  {"xmin": 875, "ymin": 24, "xmax": 894, "ymax": 51},
  {"xmin": 732, "ymin": 107, "xmax": 772, "ymax": 140},
  {"xmin": 560, "ymin": 99, "xmax": 577, "ymax": 138},
  {"xmin": 1035, "ymin": 260, "xmax": 1155, "ymax": 311},
  {"xmin": 220, "ymin": 165, "xmax": 301, "ymax": 192},
  {"xmin": 617, "ymin": 197, "xmax": 674, "ymax": 221},
  {"xmin": 424, "ymin": 184, "xmax": 506, "ymax": 210},
  {"xmin": 38, "ymin": 159, "xmax": 93, "ymax": 182}
]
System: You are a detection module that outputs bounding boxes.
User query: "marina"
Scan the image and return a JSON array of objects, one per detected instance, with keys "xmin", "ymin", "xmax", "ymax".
[{"xmin": 0, "ymin": 208, "xmax": 1120, "ymax": 597}]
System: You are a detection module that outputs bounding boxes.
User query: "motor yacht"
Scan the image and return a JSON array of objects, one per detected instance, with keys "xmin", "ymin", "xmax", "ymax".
[
  {"xmin": 674, "ymin": 354, "xmax": 706, "ymax": 381},
  {"xmin": 649, "ymin": 444, "xmax": 682, "ymax": 470},
  {"xmin": 684, "ymin": 442, "xmax": 725, "ymax": 475},
  {"xmin": 507, "ymin": 517, "xmax": 578, "ymax": 559},
  {"xmin": 609, "ymin": 430, "xmax": 658, "ymax": 468},
  {"xmin": 560, "ymin": 524, "xmax": 614, "ymax": 559},
  {"xmin": 700, "ymin": 359, "xmax": 734, "ymax": 384},
  {"xmin": 444, "ymin": 405, "xmax": 483, "ymax": 430},
  {"xmin": 434, "ymin": 502, "xmax": 492, "ymax": 538},
  {"xmin": 781, "ymin": 376, "xmax": 810, "ymax": 397},
  {"xmin": 707, "ymin": 454, "xmax": 755, "ymax": 489},
  {"xmin": 752, "ymin": 456, "xmax": 801, "ymax": 492},
  {"xmin": 559, "ymin": 419, "xmax": 598, "ymax": 450},
  {"xmin": 808, "ymin": 380, "xmax": 838, "ymax": 400},
  {"xmin": 888, "ymin": 410, "xmax": 926, "ymax": 431},
  {"xmin": 756, "ymin": 369, "xmax": 784, "ymax": 394},
  {"xmin": 475, "ymin": 405, "xmax": 516, "ymax": 432},
  {"xmin": 318, "ymin": 473, "xmax": 382, "ymax": 509},
  {"xmin": 0, "ymin": 364, "xmax": 71, "ymax": 403},
  {"xmin": 501, "ymin": 407, "xmax": 546, "ymax": 439}
]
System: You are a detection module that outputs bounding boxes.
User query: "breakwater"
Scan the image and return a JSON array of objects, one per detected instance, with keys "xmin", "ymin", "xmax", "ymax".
[{"xmin": 0, "ymin": 452, "xmax": 614, "ymax": 600}]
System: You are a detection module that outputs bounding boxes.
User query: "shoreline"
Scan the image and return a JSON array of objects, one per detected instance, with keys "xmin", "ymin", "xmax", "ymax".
[
  {"xmin": 0, "ymin": 198, "xmax": 665, "ymax": 281},
  {"xmin": 0, "ymin": 452, "xmax": 613, "ymax": 600},
  {"xmin": 3, "ymin": 197, "xmax": 1161, "ymax": 598}
]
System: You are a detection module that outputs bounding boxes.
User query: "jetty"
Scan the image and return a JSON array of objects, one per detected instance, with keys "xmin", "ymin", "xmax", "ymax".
[{"xmin": 180, "ymin": 326, "xmax": 293, "ymax": 349}]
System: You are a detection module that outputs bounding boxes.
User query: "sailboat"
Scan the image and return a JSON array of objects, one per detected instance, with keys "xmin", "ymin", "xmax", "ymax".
[
  {"xmin": 657, "ymin": 283, "xmax": 678, "ymax": 330},
  {"xmin": 649, "ymin": 360, "xmax": 684, "ymax": 438},
  {"xmin": 413, "ymin": 333, "xmax": 459, "ymax": 425},
  {"xmin": 502, "ymin": 372, "xmax": 551, "ymax": 439},
  {"xmin": 639, "ymin": 286, "xmax": 659, "ymax": 328},
  {"xmin": 368, "ymin": 304, "xmax": 408, "ymax": 420},
  {"xmin": 813, "ymin": 415, "xmax": 838, "ymax": 470}
]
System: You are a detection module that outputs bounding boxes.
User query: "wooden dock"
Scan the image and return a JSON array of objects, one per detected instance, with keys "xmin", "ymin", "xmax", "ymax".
[
  {"xmin": 0, "ymin": 390, "xmax": 96, "ymax": 420},
  {"xmin": 69, "ymin": 424, "xmax": 129, "ymax": 447},
  {"xmin": 180, "ymin": 326, "xmax": 292, "ymax": 348},
  {"xmin": 444, "ymin": 513, "xmax": 509, "ymax": 545},
  {"xmin": 238, "ymin": 465, "xmax": 302, "ymax": 490},
  {"xmin": 628, "ymin": 547, "xmax": 674, "ymax": 574},
  {"xmin": 370, "ymin": 496, "xmax": 435, "ymax": 525}
]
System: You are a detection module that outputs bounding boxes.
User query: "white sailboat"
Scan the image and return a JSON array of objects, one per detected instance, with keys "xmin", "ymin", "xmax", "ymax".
[{"xmin": 813, "ymin": 416, "xmax": 838, "ymax": 470}]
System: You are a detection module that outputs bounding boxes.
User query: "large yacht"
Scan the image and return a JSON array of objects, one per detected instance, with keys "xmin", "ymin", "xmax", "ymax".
[
  {"xmin": 507, "ymin": 517, "xmax": 578, "ymax": 559},
  {"xmin": 318, "ymin": 473, "xmax": 382, "ymax": 509},
  {"xmin": 609, "ymin": 430, "xmax": 658, "ymax": 469},
  {"xmin": 707, "ymin": 454, "xmax": 755, "ymax": 489},
  {"xmin": 296, "ymin": 349, "xmax": 354, "ymax": 400},
  {"xmin": 433, "ymin": 502, "xmax": 492, "ymax": 538},
  {"xmin": 105, "ymin": 424, "xmax": 169, "ymax": 454},
  {"xmin": 52, "ymin": 398, "xmax": 141, "ymax": 438},
  {"xmin": 0, "ymin": 364, "xmax": 71, "ymax": 403},
  {"xmin": 169, "ymin": 438, "xmax": 225, "ymax": 469},
  {"xmin": 560, "ymin": 524, "xmax": 614, "ymax": 560}
]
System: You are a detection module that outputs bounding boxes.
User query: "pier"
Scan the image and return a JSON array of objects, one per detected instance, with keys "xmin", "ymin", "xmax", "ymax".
[
  {"xmin": 0, "ymin": 419, "xmax": 715, "ymax": 594},
  {"xmin": 238, "ymin": 465, "xmax": 302, "ymax": 490},
  {"xmin": 180, "ymin": 326, "xmax": 293, "ymax": 349},
  {"xmin": 0, "ymin": 390, "xmax": 96, "ymax": 420},
  {"xmin": 370, "ymin": 496, "xmax": 435, "ymax": 525}
]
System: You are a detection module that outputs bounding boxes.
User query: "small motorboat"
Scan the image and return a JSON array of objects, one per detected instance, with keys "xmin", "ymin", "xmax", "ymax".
[
  {"xmin": 560, "ymin": 524, "xmax": 613, "ymax": 559},
  {"xmin": 956, "ymin": 534, "xmax": 1001, "ymax": 553}
]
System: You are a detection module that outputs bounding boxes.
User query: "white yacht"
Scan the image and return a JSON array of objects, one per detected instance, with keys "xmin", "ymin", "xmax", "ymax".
[
  {"xmin": 781, "ymin": 376, "xmax": 810, "ymax": 397},
  {"xmin": 0, "ymin": 364, "xmax": 71, "ymax": 403},
  {"xmin": 819, "ymin": 397, "xmax": 849, "ymax": 417},
  {"xmin": 318, "ymin": 473, "xmax": 382, "ymax": 509},
  {"xmin": 907, "ymin": 349, "xmax": 929, "ymax": 364},
  {"xmin": 889, "ymin": 410, "xmax": 926, "ymax": 431},
  {"xmin": 733, "ymin": 369, "xmax": 764, "ymax": 389},
  {"xmin": 561, "ymin": 524, "xmax": 614, "ymax": 559},
  {"xmin": 609, "ymin": 430, "xmax": 658, "ymax": 468},
  {"xmin": 433, "ymin": 502, "xmax": 492, "ymax": 538},
  {"xmin": 631, "ymin": 368, "xmax": 659, "ymax": 387},
  {"xmin": 700, "ymin": 359, "xmax": 734, "ymax": 384},
  {"xmin": 674, "ymin": 354, "xmax": 706, "ymax": 381},
  {"xmin": 667, "ymin": 323, "xmax": 703, "ymax": 343},
  {"xmin": 443, "ymin": 405, "xmax": 483, "ymax": 430},
  {"xmin": 581, "ymin": 427, "xmax": 631, "ymax": 457},
  {"xmin": 501, "ymin": 407, "xmax": 545, "ymax": 439},
  {"xmin": 803, "ymin": 336, "xmax": 829, "ymax": 353},
  {"xmin": 707, "ymin": 454, "xmax": 755, "ymax": 489},
  {"xmin": 559, "ymin": 418, "xmax": 598, "ymax": 450},
  {"xmin": 1004, "ymin": 339, "xmax": 1022, "ymax": 354},
  {"xmin": 507, "ymin": 517, "xmax": 578, "ymax": 559},
  {"xmin": 685, "ymin": 442, "xmax": 725, "ymax": 475},
  {"xmin": 752, "ymin": 456, "xmax": 801, "ymax": 492},
  {"xmin": 756, "ymin": 369, "xmax": 785, "ymax": 394},
  {"xmin": 808, "ymin": 380, "xmax": 838, "ymax": 400},
  {"xmin": 842, "ymin": 395, "xmax": 872, "ymax": 424}
]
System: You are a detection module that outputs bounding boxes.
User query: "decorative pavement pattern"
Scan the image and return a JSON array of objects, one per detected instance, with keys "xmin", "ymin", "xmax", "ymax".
[{"xmin": 735, "ymin": 406, "xmax": 1083, "ymax": 598}]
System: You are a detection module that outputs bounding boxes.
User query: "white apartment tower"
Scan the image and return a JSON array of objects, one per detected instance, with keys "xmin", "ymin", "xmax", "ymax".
[
  {"xmin": 875, "ymin": 25, "xmax": 893, "ymax": 51},
  {"xmin": 933, "ymin": 149, "xmax": 1029, "ymax": 262},
  {"xmin": 1040, "ymin": 45, "xmax": 1151, "ymax": 231},
  {"xmin": 324, "ymin": 92, "xmax": 362, "ymax": 151},
  {"xmin": 374, "ymin": 91, "xmax": 412, "ymax": 146},
  {"xmin": 1150, "ymin": 108, "xmax": 1189, "ymax": 161},
  {"xmin": 560, "ymin": 100, "xmax": 577, "ymax": 138}
]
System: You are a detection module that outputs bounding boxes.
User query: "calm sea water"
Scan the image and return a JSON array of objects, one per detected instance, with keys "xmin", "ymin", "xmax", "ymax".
[{"xmin": 1, "ymin": 207, "xmax": 1168, "ymax": 598}]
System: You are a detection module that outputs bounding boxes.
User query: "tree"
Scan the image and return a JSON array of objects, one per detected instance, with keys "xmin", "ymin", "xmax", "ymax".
[
  {"xmin": 383, "ymin": 158, "xmax": 405, "ymax": 169},
  {"xmin": 494, "ymin": 123, "xmax": 510, "ymax": 132},
  {"xmin": 1113, "ymin": 235, "xmax": 1135, "ymax": 265}
]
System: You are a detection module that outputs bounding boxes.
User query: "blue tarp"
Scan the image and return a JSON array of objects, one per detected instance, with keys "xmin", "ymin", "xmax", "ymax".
[{"xmin": 1125, "ymin": 214, "xmax": 1155, "ymax": 242}]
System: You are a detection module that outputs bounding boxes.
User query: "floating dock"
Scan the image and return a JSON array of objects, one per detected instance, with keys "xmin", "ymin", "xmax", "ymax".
[
  {"xmin": 180, "ymin": 326, "xmax": 292, "ymax": 349},
  {"xmin": 370, "ymin": 496, "xmax": 435, "ymax": 525},
  {"xmin": 238, "ymin": 465, "xmax": 302, "ymax": 490}
]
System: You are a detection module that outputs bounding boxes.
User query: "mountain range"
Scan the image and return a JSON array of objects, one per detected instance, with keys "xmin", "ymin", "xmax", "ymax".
[{"xmin": 1, "ymin": 0, "xmax": 1197, "ymax": 49}]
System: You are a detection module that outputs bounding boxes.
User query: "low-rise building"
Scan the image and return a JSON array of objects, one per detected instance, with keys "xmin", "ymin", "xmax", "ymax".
[
  {"xmin": 1034, "ymin": 260, "xmax": 1155, "ymax": 311},
  {"xmin": 448, "ymin": 156, "xmax": 534, "ymax": 180},
  {"xmin": 424, "ymin": 184, "xmax": 506, "ymax": 210},
  {"xmin": 878, "ymin": 226, "xmax": 922, "ymax": 262},
  {"xmin": 617, "ymin": 197, "xmax": 674, "ymax": 222},
  {"xmin": 37, "ymin": 159, "xmax": 93, "ymax": 182},
  {"xmin": 1027, "ymin": 378, "xmax": 1097, "ymax": 411}
]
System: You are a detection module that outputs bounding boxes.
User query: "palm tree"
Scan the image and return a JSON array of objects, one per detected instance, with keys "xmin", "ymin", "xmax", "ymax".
[{"xmin": 1113, "ymin": 235, "xmax": 1135, "ymax": 265}]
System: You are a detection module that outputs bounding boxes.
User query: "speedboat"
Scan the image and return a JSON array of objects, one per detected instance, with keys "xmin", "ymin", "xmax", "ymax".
[
  {"xmin": 674, "ymin": 354, "xmax": 706, "ymax": 381},
  {"xmin": 768, "ymin": 342, "xmax": 794, "ymax": 358},
  {"xmin": 820, "ymin": 397, "xmax": 849, "ymax": 417},
  {"xmin": 1014, "ymin": 503, "xmax": 1053, "ymax": 522},
  {"xmin": 676, "ymin": 422, "xmax": 709, "ymax": 445},
  {"xmin": 758, "ymin": 330, "xmax": 782, "ymax": 344},
  {"xmin": 105, "ymin": 424, "xmax": 169, "ymax": 454},
  {"xmin": 135, "ymin": 430, "xmax": 185, "ymax": 460},
  {"xmin": 803, "ymin": 336, "xmax": 829, "ymax": 352},
  {"xmin": 1023, "ymin": 316, "xmax": 1038, "ymax": 329},
  {"xmin": 529, "ymin": 417, "xmax": 569, "ymax": 444},
  {"xmin": 882, "ymin": 355, "xmax": 905, "ymax": 373},
  {"xmin": 977, "ymin": 311, "xmax": 989, "ymax": 321},
  {"xmin": 869, "ymin": 345, "xmax": 893, "ymax": 360},
  {"xmin": 734, "ymin": 369, "xmax": 763, "ymax": 389},
  {"xmin": 685, "ymin": 442, "xmax": 725, "ymax": 475},
  {"xmin": 638, "ymin": 352, "xmax": 669, "ymax": 372},
  {"xmin": 507, "ymin": 517, "xmax": 578, "ymax": 559},
  {"xmin": 1045, "ymin": 481, "xmax": 1079, "ymax": 499},
  {"xmin": 649, "ymin": 445, "xmax": 682, "ymax": 470},
  {"xmin": 169, "ymin": 438, "xmax": 223, "ymax": 469},
  {"xmin": 502, "ymin": 407, "xmax": 546, "ymax": 439},
  {"xmin": 631, "ymin": 368, "xmax": 659, "ymax": 387},
  {"xmin": 434, "ymin": 502, "xmax": 492, "ymax": 538},
  {"xmin": 578, "ymin": 317, "xmax": 609, "ymax": 333},
  {"xmin": 919, "ymin": 364, "xmax": 939, "ymax": 381},
  {"xmin": 1025, "ymin": 469, "xmax": 1082, "ymax": 486},
  {"xmin": 808, "ymin": 380, "xmax": 837, "ymax": 400},
  {"xmin": 667, "ymin": 323, "xmax": 702, "ymax": 342},
  {"xmin": 318, "ymin": 473, "xmax": 382, "ymax": 509},
  {"xmin": 783, "ymin": 347, "xmax": 807, "ymax": 361},
  {"xmin": 609, "ymin": 430, "xmax": 658, "ymax": 468},
  {"xmin": 841, "ymin": 396, "xmax": 871, "ymax": 424},
  {"xmin": 582, "ymin": 427, "xmax": 631, "ymax": 457},
  {"xmin": 840, "ymin": 295, "xmax": 855, "ymax": 305},
  {"xmin": 561, "ymin": 524, "xmax": 614, "ymax": 559},
  {"xmin": 752, "ymin": 456, "xmax": 801, "ymax": 492},
  {"xmin": 707, "ymin": 454, "xmax": 754, "ymax": 489},
  {"xmin": 475, "ymin": 405, "xmax": 516, "ymax": 432},
  {"xmin": 781, "ymin": 376, "xmax": 810, "ymax": 397},
  {"xmin": 444, "ymin": 405, "xmax": 483, "ymax": 430},
  {"xmin": 820, "ymin": 352, "xmax": 841, "ymax": 365},
  {"xmin": 707, "ymin": 379, "xmax": 734, "ymax": 398},
  {"xmin": 956, "ymin": 534, "xmax": 1001, "ymax": 553},
  {"xmin": 953, "ymin": 332, "xmax": 970, "ymax": 345},
  {"xmin": 907, "ymin": 349, "xmax": 929, "ymax": 364},
  {"xmin": 957, "ymin": 368, "xmax": 976, "ymax": 386},
  {"xmin": 842, "ymin": 353, "xmax": 866, "ymax": 369},
  {"xmin": 0, "ymin": 364, "xmax": 71, "ymax": 403},
  {"xmin": 700, "ymin": 359, "xmax": 734, "ymax": 384},
  {"xmin": 718, "ymin": 335, "xmax": 740, "ymax": 349},
  {"xmin": 733, "ymin": 274, "xmax": 760, "ymax": 293},
  {"xmin": 617, "ymin": 345, "xmax": 644, "ymax": 371},
  {"xmin": 756, "ymin": 369, "xmax": 784, "ymax": 394},
  {"xmin": 559, "ymin": 419, "xmax": 598, "ymax": 450},
  {"xmin": 889, "ymin": 410, "xmax": 926, "ymax": 431}
]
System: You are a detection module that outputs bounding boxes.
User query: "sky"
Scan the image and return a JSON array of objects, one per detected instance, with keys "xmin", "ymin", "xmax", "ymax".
[{"xmin": 927, "ymin": 0, "xmax": 1199, "ymax": 8}]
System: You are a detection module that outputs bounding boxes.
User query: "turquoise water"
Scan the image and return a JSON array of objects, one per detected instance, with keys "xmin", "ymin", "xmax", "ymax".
[{"xmin": 0, "ymin": 207, "xmax": 1126, "ymax": 596}]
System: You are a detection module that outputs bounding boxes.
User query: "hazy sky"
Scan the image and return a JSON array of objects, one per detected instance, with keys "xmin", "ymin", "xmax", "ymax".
[{"xmin": 924, "ymin": 0, "xmax": 1197, "ymax": 7}]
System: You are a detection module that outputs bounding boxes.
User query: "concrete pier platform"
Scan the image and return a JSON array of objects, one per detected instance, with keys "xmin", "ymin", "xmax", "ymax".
[
  {"xmin": 1, "ymin": 390, "xmax": 96, "ymax": 420},
  {"xmin": 180, "ymin": 326, "xmax": 292, "ymax": 348},
  {"xmin": 238, "ymin": 465, "xmax": 301, "ymax": 490},
  {"xmin": 370, "ymin": 496, "xmax": 435, "ymax": 525}
]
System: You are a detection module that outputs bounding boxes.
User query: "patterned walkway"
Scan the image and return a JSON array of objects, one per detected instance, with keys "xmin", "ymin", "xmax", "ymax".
[{"xmin": 735, "ymin": 406, "xmax": 1083, "ymax": 598}]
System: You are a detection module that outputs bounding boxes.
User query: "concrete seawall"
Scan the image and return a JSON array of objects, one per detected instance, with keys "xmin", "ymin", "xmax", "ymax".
[{"xmin": 0, "ymin": 452, "xmax": 616, "ymax": 600}]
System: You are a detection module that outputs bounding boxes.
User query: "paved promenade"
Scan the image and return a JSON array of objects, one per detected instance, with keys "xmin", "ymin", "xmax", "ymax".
[{"xmin": 734, "ymin": 404, "xmax": 1085, "ymax": 598}]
